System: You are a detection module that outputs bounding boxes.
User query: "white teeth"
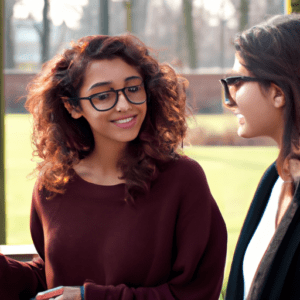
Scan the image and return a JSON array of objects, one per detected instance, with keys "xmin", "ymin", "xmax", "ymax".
[
  {"xmin": 114, "ymin": 117, "xmax": 134, "ymax": 124},
  {"xmin": 236, "ymin": 114, "xmax": 244, "ymax": 119}
]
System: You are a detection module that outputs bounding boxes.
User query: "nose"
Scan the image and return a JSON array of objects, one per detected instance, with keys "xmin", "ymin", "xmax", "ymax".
[{"xmin": 115, "ymin": 91, "xmax": 132, "ymax": 112}]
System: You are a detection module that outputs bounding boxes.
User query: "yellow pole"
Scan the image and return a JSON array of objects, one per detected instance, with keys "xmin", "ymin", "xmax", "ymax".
[
  {"xmin": 286, "ymin": 0, "xmax": 292, "ymax": 14},
  {"xmin": 0, "ymin": 0, "xmax": 6, "ymax": 245}
]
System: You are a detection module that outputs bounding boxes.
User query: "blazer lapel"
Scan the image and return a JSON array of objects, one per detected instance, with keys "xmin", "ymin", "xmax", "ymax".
[
  {"xmin": 256, "ymin": 181, "xmax": 300, "ymax": 300},
  {"xmin": 226, "ymin": 163, "xmax": 278, "ymax": 300}
]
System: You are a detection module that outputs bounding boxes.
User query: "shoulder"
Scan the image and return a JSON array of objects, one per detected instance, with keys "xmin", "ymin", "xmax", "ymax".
[
  {"xmin": 264, "ymin": 161, "xmax": 278, "ymax": 177},
  {"xmin": 256, "ymin": 161, "xmax": 278, "ymax": 191},
  {"xmin": 155, "ymin": 155, "xmax": 213, "ymax": 204},
  {"xmin": 166, "ymin": 156, "xmax": 226, "ymax": 238},
  {"xmin": 164, "ymin": 154, "xmax": 205, "ymax": 173},
  {"xmin": 162, "ymin": 155, "xmax": 208, "ymax": 185},
  {"xmin": 31, "ymin": 177, "xmax": 49, "ymax": 211}
]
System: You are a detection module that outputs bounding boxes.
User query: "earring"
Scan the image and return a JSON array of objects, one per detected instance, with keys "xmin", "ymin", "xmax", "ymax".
[{"xmin": 274, "ymin": 97, "xmax": 284, "ymax": 108}]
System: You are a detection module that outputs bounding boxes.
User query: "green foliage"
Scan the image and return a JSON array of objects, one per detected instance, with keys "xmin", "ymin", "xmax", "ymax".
[
  {"xmin": 240, "ymin": 0, "xmax": 249, "ymax": 31},
  {"xmin": 292, "ymin": 0, "xmax": 300, "ymax": 13}
]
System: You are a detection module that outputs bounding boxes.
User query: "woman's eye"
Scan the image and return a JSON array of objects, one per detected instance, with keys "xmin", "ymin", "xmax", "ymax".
[
  {"xmin": 94, "ymin": 93, "xmax": 111, "ymax": 101},
  {"xmin": 127, "ymin": 86, "xmax": 140, "ymax": 93}
]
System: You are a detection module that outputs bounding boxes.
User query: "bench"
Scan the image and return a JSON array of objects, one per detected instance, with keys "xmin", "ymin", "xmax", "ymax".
[{"xmin": 0, "ymin": 244, "xmax": 39, "ymax": 262}]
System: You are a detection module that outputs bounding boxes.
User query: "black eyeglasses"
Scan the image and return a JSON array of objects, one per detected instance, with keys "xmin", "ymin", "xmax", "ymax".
[
  {"xmin": 219, "ymin": 76, "xmax": 269, "ymax": 106},
  {"xmin": 69, "ymin": 80, "xmax": 147, "ymax": 111}
]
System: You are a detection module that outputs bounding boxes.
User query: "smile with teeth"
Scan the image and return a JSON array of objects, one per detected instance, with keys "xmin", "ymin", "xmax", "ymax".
[{"xmin": 114, "ymin": 116, "xmax": 135, "ymax": 124}]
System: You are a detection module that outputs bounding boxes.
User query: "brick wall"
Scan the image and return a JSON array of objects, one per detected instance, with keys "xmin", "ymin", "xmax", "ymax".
[
  {"xmin": 4, "ymin": 72, "xmax": 36, "ymax": 113},
  {"xmin": 183, "ymin": 74, "xmax": 224, "ymax": 114}
]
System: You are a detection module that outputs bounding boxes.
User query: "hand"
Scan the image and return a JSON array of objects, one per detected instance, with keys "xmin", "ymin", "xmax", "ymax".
[{"xmin": 50, "ymin": 287, "xmax": 81, "ymax": 300}]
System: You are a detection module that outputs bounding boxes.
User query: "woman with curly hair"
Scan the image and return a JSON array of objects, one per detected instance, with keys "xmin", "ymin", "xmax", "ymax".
[
  {"xmin": 0, "ymin": 34, "xmax": 226, "ymax": 300},
  {"xmin": 221, "ymin": 14, "xmax": 300, "ymax": 300}
]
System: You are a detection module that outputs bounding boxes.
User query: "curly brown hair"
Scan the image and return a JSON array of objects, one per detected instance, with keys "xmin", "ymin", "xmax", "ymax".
[{"xmin": 25, "ymin": 34, "xmax": 188, "ymax": 201}]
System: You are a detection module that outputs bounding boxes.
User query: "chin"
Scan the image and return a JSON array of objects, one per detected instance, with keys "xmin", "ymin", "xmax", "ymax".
[
  {"xmin": 237, "ymin": 127, "xmax": 253, "ymax": 139},
  {"xmin": 116, "ymin": 132, "xmax": 140, "ymax": 143}
]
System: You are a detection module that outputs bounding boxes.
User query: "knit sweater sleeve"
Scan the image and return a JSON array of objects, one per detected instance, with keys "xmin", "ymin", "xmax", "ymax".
[
  {"xmin": 0, "ymin": 254, "xmax": 46, "ymax": 299},
  {"xmin": 0, "ymin": 185, "xmax": 47, "ymax": 299},
  {"xmin": 84, "ymin": 159, "xmax": 227, "ymax": 300}
]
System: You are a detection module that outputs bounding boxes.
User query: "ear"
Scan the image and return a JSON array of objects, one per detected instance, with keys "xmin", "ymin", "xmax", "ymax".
[
  {"xmin": 271, "ymin": 83, "xmax": 285, "ymax": 108},
  {"xmin": 63, "ymin": 101, "xmax": 83, "ymax": 119}
]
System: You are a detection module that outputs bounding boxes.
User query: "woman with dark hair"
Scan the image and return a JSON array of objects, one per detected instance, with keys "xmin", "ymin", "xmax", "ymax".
[
  {"xmin": 220, "ymin": 14, "xmax": 300, "ymax": 300},
  {"xmin": 0, "ymin": 34, "xmax": 227, "ymax": 300}
]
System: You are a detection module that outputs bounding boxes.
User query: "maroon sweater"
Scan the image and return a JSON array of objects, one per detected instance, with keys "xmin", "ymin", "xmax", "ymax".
[{"xmin": 0, "ymin": 156, "xmax": 227, "ymax": 300}]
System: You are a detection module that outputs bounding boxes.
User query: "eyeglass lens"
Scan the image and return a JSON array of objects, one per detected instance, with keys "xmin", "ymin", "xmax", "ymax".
[
  {"xmin": 90, "ymin": 78, "xmax": 146, "ymax": 111},
  {"xmin": 220, "ymin": 80, "xmax": 234, "ymax": 106}
]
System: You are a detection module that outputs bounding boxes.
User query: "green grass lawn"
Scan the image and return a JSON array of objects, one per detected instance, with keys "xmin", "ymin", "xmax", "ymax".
[{"xmin": 4, "ymin": 114, "xmax": 279, "ymax": 290}]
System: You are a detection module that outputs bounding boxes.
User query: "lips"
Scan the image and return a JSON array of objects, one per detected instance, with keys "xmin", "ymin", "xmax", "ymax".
[
  {"xmin": 114, "ymin": 116, "xmax": 135, "ymax": 124},
  {"xmin": 111, "ymin": 115, "xmax": 138, "ymax": 129}
]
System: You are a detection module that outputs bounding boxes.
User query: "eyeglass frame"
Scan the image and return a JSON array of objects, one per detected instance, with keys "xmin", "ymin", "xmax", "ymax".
[
  {"xmin": 68, "ymin": 82, "xmax": 147, "ymax": 112},
  {"xmin": 219, "ymin": 76, "xmax": 270, "ymax": 106}
]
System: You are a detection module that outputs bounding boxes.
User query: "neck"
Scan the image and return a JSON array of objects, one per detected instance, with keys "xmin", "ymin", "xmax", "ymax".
[
  {"xmin": 272, "ymin": 127, "xmax": 283, "ymax": 148},
  {"xmin": 272, "ymin": 113, "xmax": 285, "ymax": 148},
  {"xmin": 74, "ymin": 138, "xmax": 128, "ymax": 186},
  {"xmin": 89, "ymin": 138, "xmax": 127, "ymax": 173}
]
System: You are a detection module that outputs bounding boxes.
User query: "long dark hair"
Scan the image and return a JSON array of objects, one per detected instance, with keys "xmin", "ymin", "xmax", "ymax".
[
  {"xmin": 233, "ymin": 14, "xmax": 300, "ymax": 182},
  {"xmin": 25, "ymin": 34, "xmax": 188, "ymax": 201}
]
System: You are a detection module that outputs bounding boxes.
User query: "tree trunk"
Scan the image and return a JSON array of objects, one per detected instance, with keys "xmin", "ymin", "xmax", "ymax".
[
  {"xmin": 124, "ymin": 1, "xmax": 132, "ymax": 32},
  {"xmin": 239, "ymin": 0, "xmax": 249, "ymax": 31},
  {"xmin": 183, "ymin": 0, "xmax": 197, "ymax": 69},
  {"xmin": 100, "ymin": 0, "xmax": 109, "ymax": 35},
  {"xmin": 41, "ymin": 0, "xmax": 50, "ymax": 63},
  {"xmin": 220, "ymin": 19, "xmax": 225, "ymax": 70},
  {"xmin": 5, "ymin": 0, "xmax": 15, "ymax": 69}
]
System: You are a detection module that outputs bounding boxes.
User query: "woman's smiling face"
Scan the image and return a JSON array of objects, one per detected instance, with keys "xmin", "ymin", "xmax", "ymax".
[
  {"xmin": 69, "ymin": 58, "xmax": 147, "ymax": 147},
  {"xmin": 228, "ymin": 53, "xmax": 285, "ymax": 144}
]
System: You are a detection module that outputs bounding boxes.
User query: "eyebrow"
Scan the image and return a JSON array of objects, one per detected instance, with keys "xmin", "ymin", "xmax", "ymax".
[{"xmin": 88, "ymin": 76, "xmax": 142, "ymax": 91}]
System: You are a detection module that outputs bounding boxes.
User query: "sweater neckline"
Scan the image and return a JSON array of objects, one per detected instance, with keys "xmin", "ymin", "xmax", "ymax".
[
  {"xmin": 72, "ymin": 170, "xmax": 125, "ymax": 187},
  {"xmin": 65, "ymin": 172, "xmax": 126, "ymax": 200}
]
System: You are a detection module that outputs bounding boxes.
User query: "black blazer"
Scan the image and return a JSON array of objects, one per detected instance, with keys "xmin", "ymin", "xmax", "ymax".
[{"xmin": 226, "ymin": 162, "xmax": 300, "ymax": 300}]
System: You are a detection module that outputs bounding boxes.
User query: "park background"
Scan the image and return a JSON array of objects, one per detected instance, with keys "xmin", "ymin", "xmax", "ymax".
[{"xmin": 2, "ymin": 0, "xmax": 300, "ymax": 297}]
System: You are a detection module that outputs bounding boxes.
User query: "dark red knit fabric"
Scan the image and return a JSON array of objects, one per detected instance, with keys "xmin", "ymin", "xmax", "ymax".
[{"xmin": 1, "ymin": 156, "xmax": 227, "ymax": 300}]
